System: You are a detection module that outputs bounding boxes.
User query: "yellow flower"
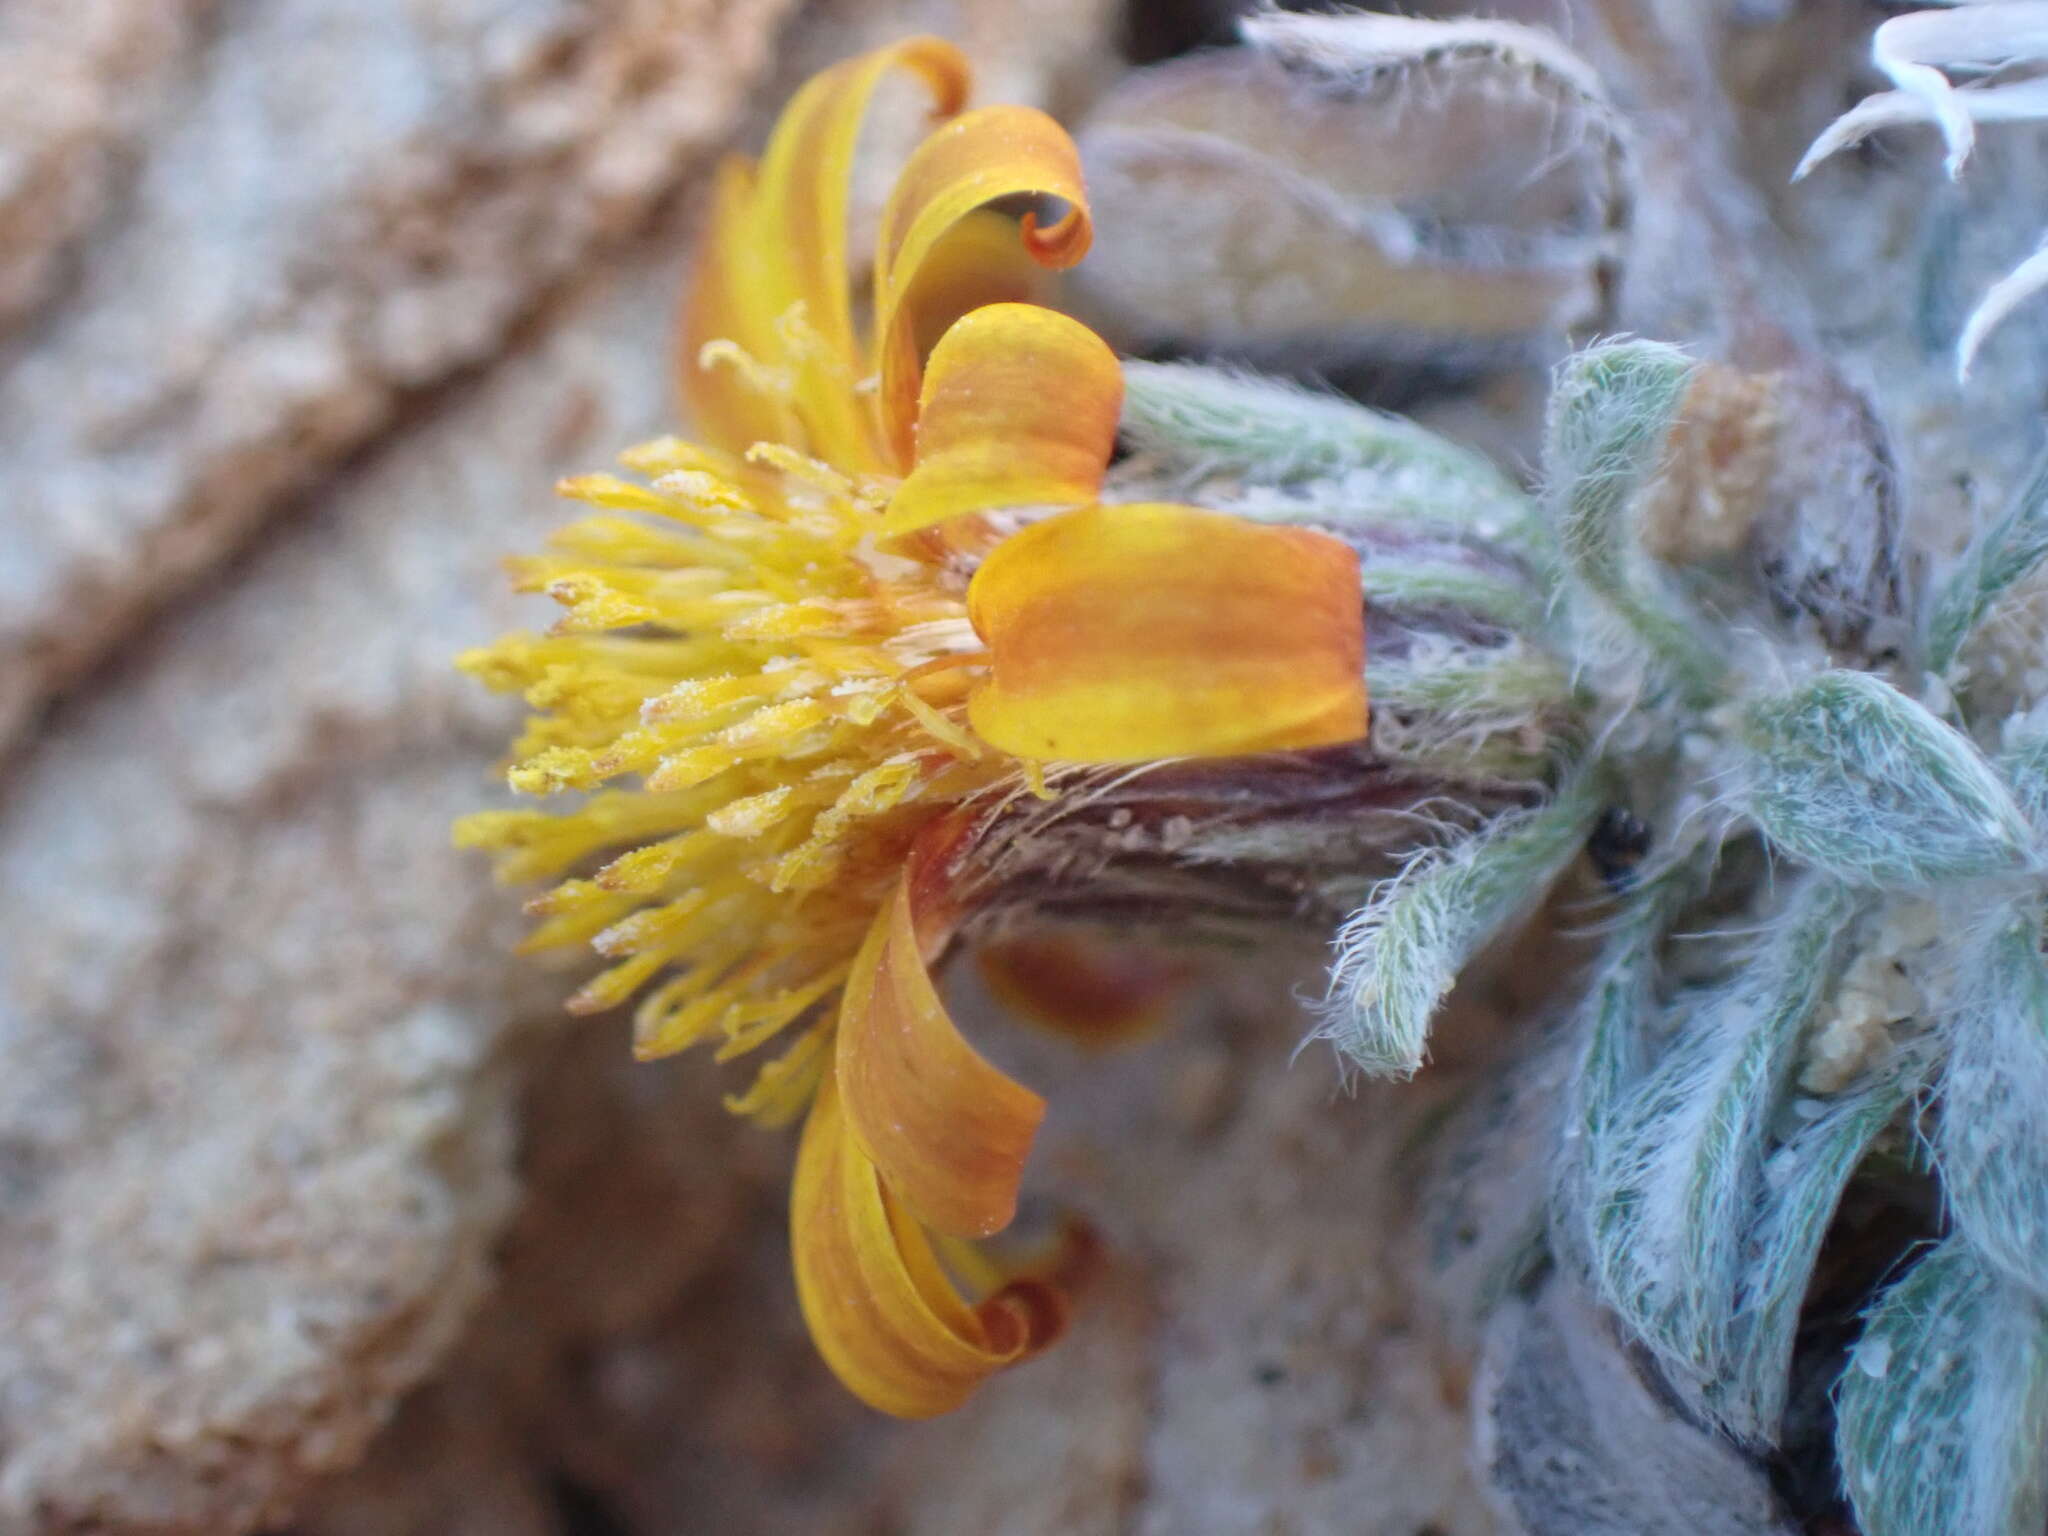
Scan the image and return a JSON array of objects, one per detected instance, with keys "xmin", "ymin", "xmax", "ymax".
[{"xmin": 456, "ymin": 36, "xmax": 1370, "ymax": 1418}]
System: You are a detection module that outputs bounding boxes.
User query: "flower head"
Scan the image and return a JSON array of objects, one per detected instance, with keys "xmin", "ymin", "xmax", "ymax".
[{"xmin": 457, "ymin": 37, "xmax": 1369, "ymax": 1416}]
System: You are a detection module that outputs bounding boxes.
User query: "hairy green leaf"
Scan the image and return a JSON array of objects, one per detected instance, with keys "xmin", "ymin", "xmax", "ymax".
[
  {"xmin": 1839, "ymin": 1239, "xmax": 2048, "ymax": 1536},
  {"xmin": 1315, "ymin": 778, "xmax": 1600, "ymax": 1077},
  {"xmin": 1740, "ymin": 669, "xmax": 2032, "ymax": 886}
]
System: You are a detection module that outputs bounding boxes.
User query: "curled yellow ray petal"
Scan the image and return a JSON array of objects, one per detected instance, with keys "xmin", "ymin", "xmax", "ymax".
[
  {"xmin": 791, "ymin": 1069, "xmax": 1066, "ymax": 1418},
  {"xmin": 884, "ymin": 303, "xmax": 1121, "ymax": 537},
  {"xmin": 678, "ymin": 36, "xmax": 970, "ymax": 469},
  {"xmin": 873, "ymin": 105, "xmax": 1094, "ymax": 467},
  {"xmin": 967, "ymin": 503, "xmax": 1369, "ymax": 762},
  {"xmin": 896, "ymin": 208, "xmax": 1056, "ymax": 364},
  {"xmin": 835, "ymin": 822, "xmax": 1046, "ymax": 1239},
  {"xmin": 679, "ymin": 157, "xmax": 797, "ymax": 458}
]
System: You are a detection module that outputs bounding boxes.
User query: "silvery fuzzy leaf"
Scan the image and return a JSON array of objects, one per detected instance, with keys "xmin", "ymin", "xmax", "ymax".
[
  {"xmin": 1738, "ymin": 669, "xmax": 2033, "ymax": 887},
  {"xmin": 1998, "ymin": 730, "xmax": 2048, "ymax": 832},
  {"xmin": 1366, "ymin": 640, "xmax": 1574, "ymax": 781},
  {"xmin": 1926, "ymin": 441, "xmax": 2048, "ymax": 674},
  {"xmin": 1574, "ymin": 878, "xmax": 1861, "ymax": 1421},
  {"xmin": 1544, "ymin": 340, "xmax": 1722, "ymax": 697},
  {"xmin": 1838, "ymin": 1238, "xmax": 2048, "ymax": 1536},
  {"xmin": 1116, "ymin": 360, "xmax": 1536, "ymax": 536},
  {"xmin": 1313, "ymin": 778, "xmax": 1600, "ymax": 1079},
  {"xmin": 1552, "ymin": 867, "xmax": 1685, "ymax": 1250},
  {"xmin": 1709, "ymin": 1043, "xmax": 1933, "ymax": 1442},
  {"xmin": 1939, "ymin": 915, "xmax": 2048, "ymax": 1298}
]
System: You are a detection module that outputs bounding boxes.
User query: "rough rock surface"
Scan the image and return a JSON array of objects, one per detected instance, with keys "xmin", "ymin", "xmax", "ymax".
[
  {"xmin": 0, "ymin": 231, "xmax": 681, "ymax": 1529},
  {"xmin": 0, "ymin": 3, "xmax": 801, "ymax": 1524},
  {"xmin": 0, "ymin": 0, "xmax": 216, "ymax": 330},
  {"xmin": 0, "ymin": 0, "xmax": 797, "ymax": 757}
]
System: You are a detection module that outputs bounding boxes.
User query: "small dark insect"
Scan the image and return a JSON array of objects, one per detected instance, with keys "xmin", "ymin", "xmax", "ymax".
[{"xmin": 1586, "ymin": 805, "xmax": 1652, "ymax": 891}]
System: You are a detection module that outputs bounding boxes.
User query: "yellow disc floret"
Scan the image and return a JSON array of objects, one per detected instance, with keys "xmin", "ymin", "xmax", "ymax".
[{"xmin": 456, "ymin": 433, "xmax": 1013, "ymax": 1125}]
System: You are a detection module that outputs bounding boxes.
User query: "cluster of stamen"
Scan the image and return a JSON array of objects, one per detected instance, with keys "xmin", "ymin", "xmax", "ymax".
[{"xmin": 456, "ymin": 404, "xmax": 1011, "ymax": 1124}]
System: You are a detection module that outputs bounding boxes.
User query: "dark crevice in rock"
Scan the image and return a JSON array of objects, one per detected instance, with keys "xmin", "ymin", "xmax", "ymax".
[{"xmin": 549, "ymin": 1472, "xmax": 636, "ymax": 1536}]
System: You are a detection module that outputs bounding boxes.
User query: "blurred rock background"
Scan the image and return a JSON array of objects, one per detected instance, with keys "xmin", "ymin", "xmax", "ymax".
[{"xmin": 5, "ymin": 0, "xmax": 2038, "ymax": 1531}]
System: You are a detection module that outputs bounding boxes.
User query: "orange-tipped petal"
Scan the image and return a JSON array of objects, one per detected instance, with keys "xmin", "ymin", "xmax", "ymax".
[
  {"xmin": 884, "ymin": 303, "xmax": 1121, "ymax": 537},
  {"xmin": 967, "ymin": 503, "xmax": 1369, "ymax": 762},
  {"xmin": 895, "ymin": 208, "xmax": 1057, "ymax": 364},
  {"xmin": 835, "ymin": 828, "xmax": 1046, "ymax": 1239},
  {"xmin": 791, "ymin": 1069, "xmax": 1066, "ymax": 1418},
  {"xmin": 679, "ymin": 36, "xmax": 970, "ymax": 469},
  {"xmin": 978, "ymin": 932, "xmax": 1189, "ymax": 1047},
  {"xmin": 873, "ymin": 105, "xmax": 1093, "ymax": 467}
]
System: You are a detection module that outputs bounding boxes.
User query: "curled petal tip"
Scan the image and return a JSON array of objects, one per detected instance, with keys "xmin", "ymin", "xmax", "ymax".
[
  {"xmin": 886, "ymin": 303, "xmax": 1121, "ymax": 536},
  {"xmin": 836, "ymin": 844, "xmax": 1046, "ymax": 1239},
  {"xmin": 1020, "ymin": 205, "xmax": 1093, "ymax": 268},
  {"xmin": 873, "ymin": 104, "xmax": 1095, "ymax": 465},
  {"xmin": 793, "ymin": 1070, "xmax": 1065, "ymax": 1418}
]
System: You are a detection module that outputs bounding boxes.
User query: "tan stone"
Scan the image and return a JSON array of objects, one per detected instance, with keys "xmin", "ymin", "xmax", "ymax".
[
  {"xmin": 0, "ymin": 0, "xmax": 217, "ymax": 330},
  {"xmin": 0, "ymin": 0, "xmax": 798, "ymax": 757},
  {"xmin": 0, "ymin": 89, "xmax": 742, "ymax": 1515}
]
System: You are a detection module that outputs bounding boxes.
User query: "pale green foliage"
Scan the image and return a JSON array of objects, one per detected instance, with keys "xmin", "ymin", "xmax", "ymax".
[
  {"xmin": 1552, "ymin": 878, "xmax": 1685, "ymax": 1275},
  {"xmin": 1712, "ymin": 1043, "xmax": 1932, "ymax": 1441},
  {"xmin": 1367, "ymin": 640, "xmax": 1574, "ymax": 777},
  {"xmin": 1572, "ymin": 879, "xmax": 1858, "ymax": 1425},
  {"xmin": 1359, "ymin": 557, "xmax": 1547, "ymax": 636},
  {"xmin": 1940, "ymin": 918, "xmax": 2048, "ymax": 1297},
  {"xmin": 1559, "ymin": 867, "xmax": 1685, "ymax": 1171},
  {"xmin": 1562, "ymin": 879, "xmax": 1934, "ymax": 1445},
  {"xmin": 1839, "ymin": 1240, "xmax": 2048, "ymax": 1536},
  {"xmin": 1545, "ymin": 340, "xmax": 1720, "ymax": 697},
  {"xmin": 1738, "ymin": 669, "xmax": 2033, "ymax": 887},
  {"xmin": 1118, "ymin": 360, "xmax": 1541, "ymax": 547},
  {"xmin": 1123, "ymin": 335, "xmax": 2048, "ymax": 1519},
  {"xmin": 1368, "ymin": 643, "xmax": 1568, "ymax": 720},
  {"xmin": 1927, "ymin": 443, "xmax": 2048, "ymax": 675},
  {"xmin": 1999, "ymin": 731, "xmax": 2048, "ymax": 831},
  {"xmin": 1315, "ymin": 780, "xmax": 1598, "ymax": 1078},
  {"xmin": 1564, "ymin": 876, "xmax": 1933, "ymax": 1441}
]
